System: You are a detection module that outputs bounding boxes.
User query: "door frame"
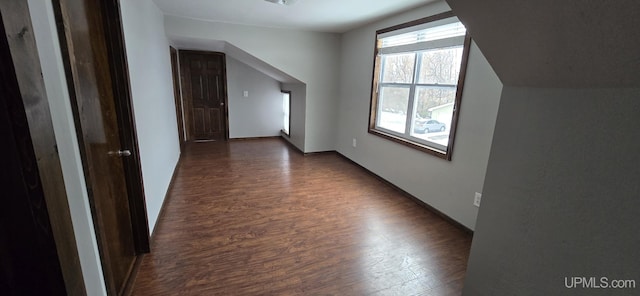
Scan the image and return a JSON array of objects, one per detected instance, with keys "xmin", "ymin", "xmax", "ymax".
[
  {"xmin": 179, "ymin": 50, "xmax": 230, "ymax": 142},
  {"xmin": 170, "ymin": 46, "xmax": 186, "ymax": 151}
]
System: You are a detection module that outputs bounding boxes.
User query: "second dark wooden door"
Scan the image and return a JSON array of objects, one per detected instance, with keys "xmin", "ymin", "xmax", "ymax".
[
  {"xmin": 180, "ymin": 51, "xmax": 228, "ymax": 141},
  {"xmin": 55, "ymin": 0, "xmax": 149, "ymax": 294}
]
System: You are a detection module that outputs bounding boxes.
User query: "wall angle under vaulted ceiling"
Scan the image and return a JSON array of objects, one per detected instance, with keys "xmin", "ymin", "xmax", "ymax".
[
  {"xmin": 446, "ymin": 0, "xmax": 640, "ymax": 88},
  {"xmin": 169, "ymin": 36, "xmax": 303, "ymax": 84}
]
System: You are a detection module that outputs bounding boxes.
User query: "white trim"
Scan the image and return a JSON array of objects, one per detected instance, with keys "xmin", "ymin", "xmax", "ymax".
[
  {"xmin": 378, "ymin": 36, "xmax": 464, "ymax": 55},
  {"xmin": 377, "ymin": 16, "xmax": 461, "ymax": 39}
]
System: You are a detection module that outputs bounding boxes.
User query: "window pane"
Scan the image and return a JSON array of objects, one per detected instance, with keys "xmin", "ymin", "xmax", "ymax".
[
  {"xmin": 410, "ymin": 87, "xmax": 456, "ymax": 147},
  {"xmin": 377, "ymin": 86, "xmax": 410, "ymax": 133},
  {"xmin": 282, "ymin": 92, "xmax": 290, "ymax": 134},
  {"xmin": 418, "ymin": 46, "xmax": 463, "ymax": 85},
  {"xmin": 381, "ymin": 53, "xmax": 415, "ymax": 84},
  {"xmin": 379, "ymin": 21, "xmax": 466, "ymax": 48}
]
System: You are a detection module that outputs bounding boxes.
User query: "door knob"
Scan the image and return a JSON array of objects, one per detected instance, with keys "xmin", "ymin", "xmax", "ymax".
[
  {"xmin": 108, "ymin": 150, "xmax": 132, "ymax": 157},
  {"xmin": 220, "ymin": 102, "xmax": 224, "ymax": 106}
]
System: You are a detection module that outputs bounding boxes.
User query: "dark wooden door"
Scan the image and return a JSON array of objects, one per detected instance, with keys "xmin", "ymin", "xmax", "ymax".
[
  {"xmin": 0, "ymin": 12, "xmax": 67, "ymax": 295},
  {"xmin": 180, "ymin": 51, "xmax": 228, "ymax": 141},
  {"xmin": 54, "ymin": 0, "xmax": 149, "ymax": 295}
]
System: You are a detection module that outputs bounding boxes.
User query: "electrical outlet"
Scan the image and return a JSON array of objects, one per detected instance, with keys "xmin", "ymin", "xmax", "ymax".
[
  {"xmin": 243, "ymin": 91, "xmax": 249, "ymax": 97},
  {"xmin": 473, "ymin": 192, "xmax": 482, "ymax": 207},
  {"xmin": 352, "ymin": 138, "xmax": 357, "ymax": 148}
]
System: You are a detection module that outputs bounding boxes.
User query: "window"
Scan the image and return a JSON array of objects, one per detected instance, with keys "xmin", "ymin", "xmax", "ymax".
[
  {"xmin": 282, "ymin": 91, "xmax": 291, "ymax": 136},
  {"xmin": 369, "ymin": 11, "xmax": 471, "ymax": 160}
]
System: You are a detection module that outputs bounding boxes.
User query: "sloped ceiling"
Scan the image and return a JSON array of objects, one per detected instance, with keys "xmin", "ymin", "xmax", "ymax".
[
  {"xmin": 153, "ymin": 0, "xmax": 434, "ymax": 33},
  {"xmin": 446, "ymin": 0, "xmax": 640, "ymax": 87},
  {"xmin": 169, "ymin": 36, "xmax": 301, "ymax": 83}
]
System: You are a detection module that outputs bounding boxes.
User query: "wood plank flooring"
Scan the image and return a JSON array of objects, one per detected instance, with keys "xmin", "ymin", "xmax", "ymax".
[{"xmin": 131, "ymin": 138, "xmax": 472, "ymax": 295}]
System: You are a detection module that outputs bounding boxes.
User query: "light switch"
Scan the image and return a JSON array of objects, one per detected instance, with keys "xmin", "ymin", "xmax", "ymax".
[{"xmin": 243, "ymin": 91, "xmax": 249, "ymax": 97}]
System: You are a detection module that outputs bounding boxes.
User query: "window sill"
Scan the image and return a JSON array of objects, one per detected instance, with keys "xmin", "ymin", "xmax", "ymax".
[{"xmin": 368, "ymin": 128, "xmax": 451, "ymax": 160}]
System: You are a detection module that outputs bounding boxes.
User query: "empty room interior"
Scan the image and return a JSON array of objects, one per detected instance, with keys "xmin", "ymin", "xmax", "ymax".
[{"xmin": 2, "ymin": 0, "xmax": 639, "ymax": 295}]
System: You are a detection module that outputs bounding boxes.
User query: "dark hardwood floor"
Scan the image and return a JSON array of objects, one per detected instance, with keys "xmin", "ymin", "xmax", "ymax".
[{"xmin": 132, "ymin": 138, "xmax": 472, "ymax": 295}]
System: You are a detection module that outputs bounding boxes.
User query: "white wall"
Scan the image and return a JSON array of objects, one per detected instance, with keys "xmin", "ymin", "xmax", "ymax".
[
  {"xmin": 164, "ymin": 16, "xmax": 341, "ymax": 152},
  {"xmin": 464, "ymin": 88, "xmax": 640, "ymax": 295},
  {"xmin": 27, "ymin": 1, "xmax": 107, "ymax": 295},
  {"xmin": 335, "ymin": 1, "xmax": 503, "ymax": 230},
  {"xmin": 120, "ymin": 0, "xmax": 181, "ymax": 233},
  {"xmin": 226, "ymin": 56, "xmax": 284, "ymax": 138}
]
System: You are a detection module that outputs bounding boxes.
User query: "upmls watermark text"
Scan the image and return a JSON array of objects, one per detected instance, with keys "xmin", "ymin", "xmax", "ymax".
[{"xmin": 565, "ymin": 277, "xmax": 636, "ymax": 289}]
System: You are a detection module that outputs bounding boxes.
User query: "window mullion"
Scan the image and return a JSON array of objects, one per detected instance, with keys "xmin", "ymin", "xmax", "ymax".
[
  {"xmin": 379, "ymin": 55, "xmax": 387, "ymax": 87},
  {"xmin": 415, "ymin": 83, "xmax": 457, "ymax": 88},
  {"xmin": 378, "ymin": 83, "xmax": 411, "ymax": 87},
  {"xmin": 405, "ymin": 85, "xmax": 416, "ymax": 136},
  {"xmin": 414, "ymin": 51, "xmax": 423, "ymax": 84},
  {"xmin": 404, "ymin": 52, "xmax": 420, "ymax": 136}
]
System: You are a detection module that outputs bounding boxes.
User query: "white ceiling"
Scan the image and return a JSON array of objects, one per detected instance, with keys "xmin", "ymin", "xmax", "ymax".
[{"xmin": 153, "ymin": 0, "xmax": 434, "ymax": 33}]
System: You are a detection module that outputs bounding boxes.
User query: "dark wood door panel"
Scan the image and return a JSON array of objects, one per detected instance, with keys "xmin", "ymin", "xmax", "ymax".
[
  {"xmin": 207, "ymin": 59, "xmax": 221, "ymax": 71},
  {"xmin": 210, "ymin": 108, "xmax": 222, "ymax": 137},
  {"xmin": 193, "ymin": 107, "xmax": 206, "ymax": 137},
  {"xmin": 208, "ymin": 74, "xmax": 221, "ymax": 102},
  {"xmin": 191, "ymin": 73, "xmax": 204, "ymax": 102},
  {"xmin": 179, "ymin": 50, "xmax": 228, "ymax": 142},
  {"xmin": 54, "ymin": 0, "xmax": 145, "ymax": 294},
  {"xmin": 89, "ymin": 143, "xmax": 136, "ymax": 284}
]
